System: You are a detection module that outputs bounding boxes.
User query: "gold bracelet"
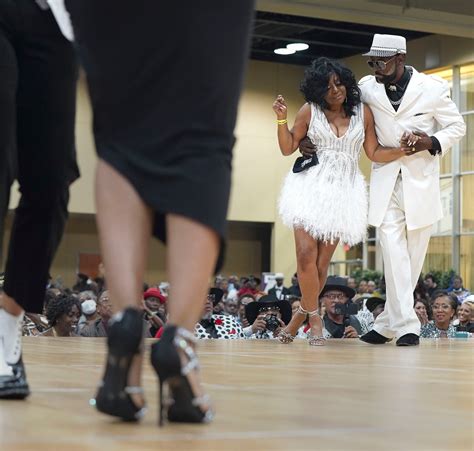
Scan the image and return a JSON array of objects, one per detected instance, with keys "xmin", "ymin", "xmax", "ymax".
[{"xmin": 277, "ymin": 119, "xmax": 288, "ymax": 125}]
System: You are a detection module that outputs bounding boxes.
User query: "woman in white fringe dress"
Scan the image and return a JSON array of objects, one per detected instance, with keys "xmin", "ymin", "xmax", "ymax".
[{"xmin": 273, "ymin": 57, "xmax": 409, "ymax": 345}]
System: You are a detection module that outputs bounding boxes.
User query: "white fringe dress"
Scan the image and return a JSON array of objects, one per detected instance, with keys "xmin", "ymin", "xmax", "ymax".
[{"xmin": 279, "ymin": 103, "xmax": 368, "ymax": 246}]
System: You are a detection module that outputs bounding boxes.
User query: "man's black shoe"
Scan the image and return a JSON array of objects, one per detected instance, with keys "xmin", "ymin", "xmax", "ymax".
[
  {"xmin": 0, "ymin": 358, "xmax": 30, "ymax": 399},
  {"xmin": 360, "ymin": 330, "xmax": 390, "ymax": 344},
  {"xmin": 396, "ymin": 333, "xmax": 420, "ymax": 347}
]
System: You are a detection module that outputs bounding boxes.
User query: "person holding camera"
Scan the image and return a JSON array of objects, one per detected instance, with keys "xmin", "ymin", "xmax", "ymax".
[
  {"xmin": 244, "ymin": 295, "xmax": 292, "ymax": 339},
  {"xmin": 319, "ymin": 277, "xmax": 362, "ymax": 339},
  {"xmin": 195, "ymin": 288, "xmax": 244, "ymax": 340}
]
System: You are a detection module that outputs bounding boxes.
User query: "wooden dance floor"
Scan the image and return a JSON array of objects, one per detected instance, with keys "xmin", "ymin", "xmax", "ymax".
[{"xmin": 1, "ymin": 337, "xmax": 473, "ymax": 451}]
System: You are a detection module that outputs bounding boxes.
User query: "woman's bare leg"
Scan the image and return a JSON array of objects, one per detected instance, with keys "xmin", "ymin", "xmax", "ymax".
[
  {"xmin": 308, "ymin": 240, "xmax": 339, "ymax": 336},
  {"xmin": 281, "ymin": 228, "xmax": 319, "ymax": 337},
  {"xmin": 95, "ymin": 159, "xmax": 152, "ymax": 406},
  {"xmin": 166, "ymin": 213, "xmax": 219, "ymax": 404}
]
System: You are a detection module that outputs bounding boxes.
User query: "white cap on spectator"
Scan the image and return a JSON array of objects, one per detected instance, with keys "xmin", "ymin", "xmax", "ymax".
[
  {"xmin": 275, "ymin": 273, "xmax": 284, "ymax": 279},
  {"xmin": 81, "ymin": 300, "xmax": 97, "ymax": 315}
]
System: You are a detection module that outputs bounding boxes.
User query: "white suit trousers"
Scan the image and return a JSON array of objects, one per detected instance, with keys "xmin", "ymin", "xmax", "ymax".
[{"xmin": 373, "ymin": 175, "xmax": 432, "ymax": 339}]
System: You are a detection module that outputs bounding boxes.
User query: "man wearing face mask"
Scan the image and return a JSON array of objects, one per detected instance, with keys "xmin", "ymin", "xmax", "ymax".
[{"xmin": 300, "ymin": 34, "xmax": 465, "ymax": 346}]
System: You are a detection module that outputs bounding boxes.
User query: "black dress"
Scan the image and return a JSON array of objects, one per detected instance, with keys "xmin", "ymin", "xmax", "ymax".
[{"xmin": 66, "ymin": 1, "xmax": 255, "ymax": 269}]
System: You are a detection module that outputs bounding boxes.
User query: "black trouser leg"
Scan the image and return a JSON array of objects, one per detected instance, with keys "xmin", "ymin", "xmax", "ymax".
[{"xmin": 1, "ymin": 1, "xmax": 79, "ymax": 313}]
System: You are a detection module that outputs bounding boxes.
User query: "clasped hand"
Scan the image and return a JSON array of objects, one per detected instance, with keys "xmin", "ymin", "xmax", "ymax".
[{"xmin": 298, "ymin": 131, "xmax": 432, "ymax": 158}]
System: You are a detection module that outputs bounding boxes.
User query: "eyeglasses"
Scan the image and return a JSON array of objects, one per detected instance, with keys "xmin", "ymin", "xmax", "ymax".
[
  {"xmin": 367, "ymin": 55, "xmax": 398, "ymax": 71},
  {"xmin": 323, "ymin": 293, "xmax": 347, "ymax": 301},
  {"xmin": 432, "ymin": 304, "xmax": 453, "ymax": 311}
]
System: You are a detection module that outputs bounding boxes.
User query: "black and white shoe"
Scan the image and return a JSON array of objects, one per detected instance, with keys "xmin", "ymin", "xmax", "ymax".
[
  {"xmin": 0, "ymin": 357, "xmax": 30, "ymax": 399},
  {"xmin": 0, "ymin": 309, "xmax": 29, "ymax": 399}
]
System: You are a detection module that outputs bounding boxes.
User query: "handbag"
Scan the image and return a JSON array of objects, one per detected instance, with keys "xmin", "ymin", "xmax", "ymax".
[{"xmin": 292, "ymin": 152, "xmax": 319, "ymax": 173}]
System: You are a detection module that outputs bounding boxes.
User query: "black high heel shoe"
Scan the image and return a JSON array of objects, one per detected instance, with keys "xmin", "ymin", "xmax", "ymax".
[
  {"xmin": 93, "ymin": 308, "xmax": 147, "ymax": 422},
  {"xmin": 150, "ymin": 325, "xmax": 213, "ymax": 426}
]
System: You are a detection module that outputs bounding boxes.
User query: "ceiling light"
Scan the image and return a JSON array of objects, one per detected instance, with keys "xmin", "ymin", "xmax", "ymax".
[
  {"xmin": 274, "ymin": 48, "xmax": 296, "ymax": 55},
  {"xmin": 287, "ymin": 43, "xmax": 309, "ymax": 51}
]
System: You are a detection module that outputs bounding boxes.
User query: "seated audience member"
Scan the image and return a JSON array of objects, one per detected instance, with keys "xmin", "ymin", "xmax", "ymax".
[
  {"xmin": 22, "ymin": 289, "xmax": 52, "ymax": 335},
  {"xmin": 352, "ymin": 279, "xmax": 369, "ymax": 301},
  {"xmin": 143, "ymin": 287, "xmax": 167, "ymax": 322},
  {"xmin": 41, "ymin": 294, "xmax": 81, "ymax": 337},
  {"xmin": 420, "ymin": 292, "xmax": 457, "ymax": 338},
  {"xmin": 289, "ymin": 298, "xmax": 309, "ymax": 338},
  {"xmin": 224, "ymin": 298, "xmax": 240, "ymax": 318},
  {"xmin": 210, "ymin": 287, "xmax": 226, "ymax": 314},
  {"xmin": 320, "ymin": 276, "xmax": 362, "ymax": 338},
  {"xmin": 267, "ymin": 273, "xmax": 290, "ymax": 300},
  {"xmin": 414, "ymin": 298, "xmax": 431, "ymax": 326},
  {"xmin": 237, "ymin": 275, "xmax": 262, "ymax": 298},
  {"xmin": 287, "ymin": 273, "xmax": 302, "ymax": 298},
  {"xmin": 237, "ymin": 294, "xmax": 255, "ymax": 327},
  {"xmin": 215, "ymin": 276, "xmax": 230, "ymax": 300},
  {"xmin": 448, "ymin": 276, "xmax": 471, "ymax": 304},
  {"xmin": 414, "ymin": 276, "xmax": 429, "ymax": 302},
  {"xmin": 347, "ymin": 277, "xmax": 357, "ymax": 292},
  {"xmin": 195, "ymin": 289, "xmax": 244, "ymax": 339},
  {"xmin": 353, "ymin": 296, "xmax": 384, "ymax": 334},
  {"xmin": 366, "ymin": 280, "xmax": 377, "ymax": 295},
  {"xmin": 366, "ymin": 296, "xmax": 385, "ymax": 321},
  {"xmin": 454, "ymin": 300, "xmax": 474, "ymax": 333},
  {"xmin": 77, "ymin": 299, "xmax": 98, "ymax": 334},
  {"xmin": 80, "ymin": 290, "xmax": 113, "ymax": 337},
  {"xmin": 423, "ymin": 273, "xmax": 439, "ymax": 299},
  {"xmin": 228, "ymin": 275, "xmax": 240, "ymax": 292},
  {"xmin": 76, "ymin": 291, "xmax": 98, "ymax": 333},
  {"xmin": 244, "ymin": 295, "xmax": 291, "ymax": 339}
]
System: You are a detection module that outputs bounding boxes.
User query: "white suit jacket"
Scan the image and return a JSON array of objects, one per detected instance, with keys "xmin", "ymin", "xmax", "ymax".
[{"xmin": 359, "ymin": 68, "xmax": 466, "ymax": 230}]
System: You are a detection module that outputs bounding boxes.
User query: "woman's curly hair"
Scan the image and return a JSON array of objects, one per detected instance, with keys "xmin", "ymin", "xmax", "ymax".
[
  {"xmin": 300, "ymin": 57, "xmax": 361, "ymax": 117},
  {"xmin": 46, "ymin": 293, "xmax": 80, "ymax": 327}
]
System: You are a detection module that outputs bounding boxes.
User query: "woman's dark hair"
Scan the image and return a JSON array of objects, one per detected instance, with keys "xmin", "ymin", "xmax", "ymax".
[
  {"xmin": 431, "ymin": 291, "xmax": 458, "ymax": 312},
  {"xmin": 414, "ymin": 297, "xmax": 432, "ymax": 320},
  {"xmin": 414, "ymin": 276, "xmax": 428, "ymax": 302},
  {"xmin": 300, "ymin": 57, "xmax": 361, "ymax": 116},
  {"xmin": 46, "ymin": 294, "xmax": 80, "ymax": 327}
]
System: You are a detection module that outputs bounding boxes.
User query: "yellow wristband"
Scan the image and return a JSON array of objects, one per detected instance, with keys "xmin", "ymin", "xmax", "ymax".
[{"xmin": 277, "ymin": 119, "xmax": 288, "ymax": 125}]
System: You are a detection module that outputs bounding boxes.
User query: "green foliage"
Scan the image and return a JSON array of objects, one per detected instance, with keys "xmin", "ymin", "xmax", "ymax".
[
  {"xmin": 350, "ymin": 268, "xmax": 457, "ymax": 290},
  {"xmin": 424, "ymin": 269, "xmax": 457, "ymax": 290},
  {"xmin": 350, "ymin": 268, "xmax": 383, "ymax": 285}
]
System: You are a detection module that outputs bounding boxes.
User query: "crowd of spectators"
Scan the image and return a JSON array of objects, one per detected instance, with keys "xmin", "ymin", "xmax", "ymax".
[{"xmin": 1, "ymin": 268, "xmax": 472, "ymax": 340}]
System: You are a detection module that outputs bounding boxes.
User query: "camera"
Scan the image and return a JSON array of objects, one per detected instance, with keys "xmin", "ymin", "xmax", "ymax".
[
  {"xmin": 334, "ymin": 303, "xmax": 358, "ymax": 316},
  {"xmin": 264, "ymin": 313, "xmax": 280, "ymax": 332},
  {"xmin": 334, "ymin": 302, "xmax": 359, "ymax": 327}
]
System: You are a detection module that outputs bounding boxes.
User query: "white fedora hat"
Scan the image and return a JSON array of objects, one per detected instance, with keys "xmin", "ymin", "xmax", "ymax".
[{"xmin": 363, "ymin": 34, "xmax": 406, "ymax": 57}]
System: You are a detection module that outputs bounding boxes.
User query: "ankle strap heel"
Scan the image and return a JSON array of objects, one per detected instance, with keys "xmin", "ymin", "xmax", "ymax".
[{"xmin": 151, "ymin": 325, "xmax": 213, "ymax": 425}]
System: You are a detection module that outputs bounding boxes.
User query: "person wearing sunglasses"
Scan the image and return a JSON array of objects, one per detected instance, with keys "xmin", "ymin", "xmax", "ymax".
[
  {"xmin": 357, "ymin": 34, "xmax": 466, "ymax": 346},
  {"xmin": 298, "ymin": 34, "xmax": 465, "ymax": 347}
]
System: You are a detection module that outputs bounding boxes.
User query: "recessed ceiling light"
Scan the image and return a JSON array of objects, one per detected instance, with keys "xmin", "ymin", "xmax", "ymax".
[
  {"xmin": 287, "ymin": 43, "xmax": 309, "ymax": 51},
  {"xmin": 274, "ymin": 48, "xmax": 296, "ymax": 55}
]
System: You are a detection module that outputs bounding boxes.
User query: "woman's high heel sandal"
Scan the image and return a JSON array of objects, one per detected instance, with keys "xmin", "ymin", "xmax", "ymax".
[
  {"xmin": 151, "ymin": 325, "xmax": 213, "ymax": 426},
  {"xmin": 278, "ymin": 305, "xmax": 309, "ymax": 344},
  {"xmin": 306, "ymin": 309, "xmax": 326, "ymax": 346},
  {"xmin": 93, "ymin": 308, "xmax": 147, "ymax": 422}
]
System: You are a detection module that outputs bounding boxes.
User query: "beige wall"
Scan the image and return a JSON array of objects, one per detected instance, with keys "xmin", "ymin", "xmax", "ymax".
[{"xmin": 4, "ymin": 33, "xmax": 473, "ymax": 284}]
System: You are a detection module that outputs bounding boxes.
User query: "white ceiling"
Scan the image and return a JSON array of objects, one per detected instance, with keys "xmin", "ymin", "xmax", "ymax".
[{"xmin": 256, "ymin": 0, "xmax": 474, "ymax": 38}]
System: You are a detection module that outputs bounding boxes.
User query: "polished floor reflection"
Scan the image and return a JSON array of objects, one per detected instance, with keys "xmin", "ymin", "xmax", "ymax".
[{"xmin": 1, "ymin": 337, "xmax": 472, "ymax": 450}]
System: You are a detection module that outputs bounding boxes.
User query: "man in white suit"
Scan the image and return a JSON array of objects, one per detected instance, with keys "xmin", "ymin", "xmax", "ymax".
[
  {"xmin": 300, "ymin": 34, "xmax": 465, "ymax": 346},
  {"xmin": 358, "ymin": 34, "xmax": 465, "ymax": 346}
]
